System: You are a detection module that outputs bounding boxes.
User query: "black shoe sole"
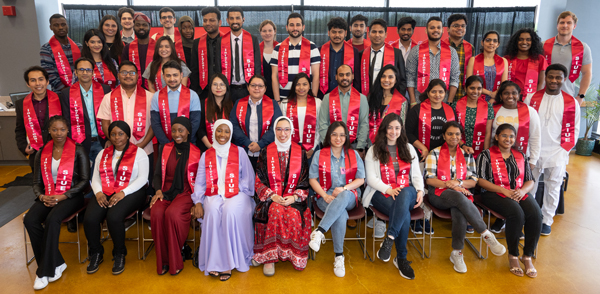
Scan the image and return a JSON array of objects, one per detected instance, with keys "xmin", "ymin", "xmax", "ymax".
[
  {"xmin": 87, "ymin": 259, "xmax": 103, "ymax": 274},
  {"xmin": 112, "ymin": 268, "xmax": 125, "ymax": 275}
]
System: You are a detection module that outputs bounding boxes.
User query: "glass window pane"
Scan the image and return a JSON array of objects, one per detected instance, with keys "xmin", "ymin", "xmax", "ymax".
[
  {"xmin": 131, "ymin": 0, "xmax": 213, "ymax": 5},
  {"xmin": 60, "ymin": 0, "xmax": 126, "ymax": 5},
  {"xmin": 304, "ymin": 0, "xmax": 384, "ymax": 6},
  {"xmin": 474, "ymin": 0, "xmax": 540, "ymax": 7},
  {"xmin": 389, "ymin": 0, "xmax": 467, "ymax": 8},
  {"xmin": 219, "ymin": 0, "xmax": 300, "ymax": 5}
]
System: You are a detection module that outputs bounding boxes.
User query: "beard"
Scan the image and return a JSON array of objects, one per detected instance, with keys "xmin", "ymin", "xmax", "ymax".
[
  {"xmin": 427, "ymin": 33, "xmax": 441, "ymax": 42},
  {"xmin": 135, "ymin": 29, "xmax": 150, "ymax": 39}
]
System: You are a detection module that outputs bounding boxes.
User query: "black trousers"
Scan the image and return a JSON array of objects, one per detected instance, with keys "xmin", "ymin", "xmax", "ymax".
[
  {"xmin": 83, "ymin": 188, "xmax": 146, "ymax": 257},
  {"xmin": 230, "ymin": 85, "xmax": 249, "ymax": 104},
  {"xmin": 249, "ymin": 156, "xmax": 258, "ymax": 170},
  {"xmin": 480, "ymin": 191, "xmax": 542, "ymax": 256},
  {"xmin": 24, "ymin": 196, "xmax": 84, "ymax": 277}
]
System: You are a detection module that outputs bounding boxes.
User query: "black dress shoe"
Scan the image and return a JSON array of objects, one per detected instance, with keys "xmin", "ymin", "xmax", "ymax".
[
  {"xmin": 87, "ymin": 253, "xmax": 103, "ymax": 274},
  {"xmin": 112, "ymin": 254, "xmax": 125, "ymax": 275},
  {"xmin": 67, "ymin": 218, "xmax": 77, "ymax": 233}
]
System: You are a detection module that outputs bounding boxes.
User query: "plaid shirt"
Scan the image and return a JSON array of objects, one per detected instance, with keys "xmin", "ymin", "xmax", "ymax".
[
  {"xmin": 425, "ymin": 146, "xmax": 478, "ymax": 181},
  {"xmin": 406, "ymin": 42, "xmax": 460, "ymax": 98},
  {"xmin": 40, "ymin": 41, "xmax": 82, "ymax": 92},
  {"xmin": 449, "ymin": 39, "xmax": 468, "ymax": 100}
]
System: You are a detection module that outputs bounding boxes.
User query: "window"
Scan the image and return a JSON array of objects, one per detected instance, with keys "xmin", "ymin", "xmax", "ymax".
[
  {"xmin": 219, "ymin": 0, "xmax": 300, "ymax": 5},
  {"xmin": 59, "ymin": 0, "xmax": 126, "ymax": 7},
  {"xmin": 474, "ymin": 0, "xmax": 540, "ymax": 7},
  {"xmin": 303, "ymin": 0, "xmax": 384, "ymax": 6},
  {"xmin": 131, "ymin": 0, "xmax": 213, "ymax": 4},
  {"xmin": 389, "ymin": 0, "xmax": 467, "ymax": 8}
]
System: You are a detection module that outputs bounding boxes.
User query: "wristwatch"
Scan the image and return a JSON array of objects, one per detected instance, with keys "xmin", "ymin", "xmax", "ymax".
[
  {"xmin": 457, "ymin": 179, "xmax": 463, "ymax": 186},
  {"xmin": 343, "ymin": 186, "xmax": 348, "ymax": 191},
  {"xmin": 579, "ymin": 94, "xmax": 585, "ymax": 99}
]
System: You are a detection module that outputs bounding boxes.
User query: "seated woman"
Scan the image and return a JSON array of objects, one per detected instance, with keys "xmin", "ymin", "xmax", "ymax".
[
  {"xmin": 198, "ymin": 73, "xmax": 233, "ymax": 152},
  {"xmin": 191, "ymin": 119, "xmax": 256, "ymax": 282},
  {"xmin": 150, "ymin": 117, "xmax": 202, "ymax": 275},
  {"xmin": 363, "ymin": 113, "xmax": 423, "ymax": 280},
  {"xmin": 84, "ymin": 121, "xmax": 149, "ymax": 275},
  {"xmin": 308, "ymin": 121, "xmax": 365, "ymax": 278},
  {"xmin": 24, "ymin": 116, "xmax": 89, "ymax": 290},
  {"xmin": 425, "ymin": 121, "xmax": 506, "ymax": 273},
  {"xmin": 476, "ymin": 123, "xmax": 541, "ymax": 278},
  {"xmin": 253, "ymin": 117, "xmax": 311, "ymax": 276}
]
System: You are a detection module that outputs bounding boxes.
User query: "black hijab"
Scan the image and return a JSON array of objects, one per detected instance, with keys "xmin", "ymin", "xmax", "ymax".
[
  {"xmin": 108, "ymin": 121, "xmax": 132, "ymax": 179},
  {"xmin": 162, "ymin": 117, "xmax": 192, "ymax": 200}
]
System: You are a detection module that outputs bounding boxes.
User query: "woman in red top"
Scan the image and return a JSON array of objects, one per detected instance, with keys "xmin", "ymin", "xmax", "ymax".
[{"xmin": 504, "ymin": 28, "xmax": 548, "ymax": 99}]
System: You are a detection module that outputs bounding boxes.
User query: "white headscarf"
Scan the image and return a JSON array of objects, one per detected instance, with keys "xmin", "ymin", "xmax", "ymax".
[
  {"xmin": 211, "ymin": 119, "xmax": 233, "ymax": 196},
  {"xmin": 273, "ymin": 116, "xmax": 293, "ymax": 152}
]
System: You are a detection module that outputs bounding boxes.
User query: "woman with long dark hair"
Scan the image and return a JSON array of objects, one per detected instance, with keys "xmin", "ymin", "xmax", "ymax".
[
  {"xmin": 99, "ymin": 14, "xmax": 124, "ymax": 63},
  {"xmin": 199, "ymin": 73, "xmax": 234, "ymax": 151},
  {"xmin": 81, "ymin": 29, "xmax": 119, "ymax": 90},
  {"xmin": 466, "ymin": 30, "xmax": 508, "ymax": 101},
  {"xmin": 368, "ymin": 64, "xmax": 409, "ymax": 144},
  {"xmin": 142, "ymin": 36, "xmax": 190, "ymax": 93},
  {"xmin": 363, "ymin": 113, "xmax": 423, "ymax": 280},
  {"xmin": 503, "ymin": 28, "xmax": 548, "ymax": 98},
  {"xmin": 308, "ymin": 121, "xmax": 365, "ymax": 278}
]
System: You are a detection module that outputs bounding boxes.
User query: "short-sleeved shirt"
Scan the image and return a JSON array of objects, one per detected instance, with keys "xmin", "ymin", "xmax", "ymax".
[
  {"xmin": 505, "ymin": 55, "xmax": 547, "ymax": 97},
  {"xmin": 450, "ymin": 100, "xmax": 494, "ymax": 147},
  {"xmin": 476, "ymin": 149, "xmax": 534, "ymax": 190},
  {"xmin": 425, "ymin": 146, "xmax": 478, "ymax": 182},
  {"xmin": 309, "ymin": 149, "xmax": 365, "ymax": 196},
  {"xmin": 270, "ymin": 38, "xmax": 321, "ymax": 98},
  {"xmin": 545, "ymin": 36, "xmax": 593, "ymax": 96}
]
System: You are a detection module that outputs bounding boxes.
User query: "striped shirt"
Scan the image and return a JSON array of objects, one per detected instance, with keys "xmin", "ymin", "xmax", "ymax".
[
  {"xmin": 406, "ymin": 42, "xmax": 460, "ymax": 99},
  {"xmin": 476, "ymin": 149, "xmax": 533, "ymax": 189},
  {"xmin": 425, "ymin": 146, "xmax": 478, "ymax": 181},
  {"xmin": 40, "ymin": 41, "xmax": 82, "ymax": 92},
  {"xmin": 270, "ymin": 38, "xmax": 320, "ymax": 99}
]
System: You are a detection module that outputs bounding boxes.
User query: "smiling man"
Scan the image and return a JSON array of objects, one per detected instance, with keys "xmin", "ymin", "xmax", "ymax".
[
  {"xmin": 40, "ymin": 14, "xmax": 82, "ymax": 92},
  {"xmin": 350, "ymin": 14, "xmax": 370, "ymax": 52},
  {"xmin": 190, "ymin": 7, "xmax": 224, "ymax": 98},
  {"xmin": 151, "ymin": 7, "xmax": 186, "ymax": 63},
  {"xmin": 390, "ymin": 17, "xmax": 418, "ymax": 66},
  {"xmin": 118, "ymin": 7, "xmax": 136, "ymax": 44},
  {"xmin": 524, "ymin": 63, "xmax": 580, "ymax": 236},
  {"xmin": 442, "ymin": 14, "xmax": 474, "ymax": 102},
  {"xmin": 121, "ymin": 12, "xmax": 154, "ymax": 89},
  {"xmin": 150, "ymin": 60, "xmax": 201, "ymax": 146}
]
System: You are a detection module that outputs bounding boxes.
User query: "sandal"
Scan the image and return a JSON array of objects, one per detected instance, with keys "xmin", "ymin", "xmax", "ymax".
[
  {"xmin": 208, "ymin": 271, "xmax": 220, "ymax": 277},
  {"xmin": 159, "ymin": 265, "xmax": 169, "ymax": 275},
  {"xmin": 508, "ymin": 255, "xmax": 523, "ymax": 277},
  {"xmin": 171, "ymin": 269, "xmax": 182, "ymax": 276},
  {"xmin": 220, "ymin": 272, "xmax": 232, "ymax": 282},
  {"xmin": 519, "ymin": 256, "xmax": 538, "ymax": 278}
]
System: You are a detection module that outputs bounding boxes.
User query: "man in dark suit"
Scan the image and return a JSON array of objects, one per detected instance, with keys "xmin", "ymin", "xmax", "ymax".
[
  {"xmin": 359, "ymin": 18, "xmax": 407, "ymax": 96},
  {"xmin": 15, "ymin": 66, "xmax": 60, "ymax": 171},
  {"xmin": 58, "ymin": 57, "xmax": 111, "ymax": 167}
]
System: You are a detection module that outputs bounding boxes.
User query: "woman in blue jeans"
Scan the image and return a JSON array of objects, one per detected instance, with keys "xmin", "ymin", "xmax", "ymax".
[
  {"xmin": 308, "ymin": 121, "xmax": 365, "ymax": 278},
  {"xmin": 363, "ymin": 113, "xmax": 423, "ymax": 280}
]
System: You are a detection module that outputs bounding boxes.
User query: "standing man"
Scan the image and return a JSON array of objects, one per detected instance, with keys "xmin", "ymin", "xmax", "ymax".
[
  {"xmin": 390, "ymin": 17, "xmax": 418, "ymax": 66},
  {"xmin": 40, "ymin": 14, "xmax": 82, "ymax": 92},
  {"xmin": 223, "ymin": 7, "xmax": 261, "ymax": 102},
  {"xmin": 190, "ymin": 7, "xmax": 223, "ymax": 98},
  {"xmin": 318, "ymin": 65, "xmax": 369, "ymax": 155},
  {"xmin": 319, "ymin": 17, "xmax": 361, "ymax": 97},
  {"xmin": 270, "ymin": 13, "xmax": 321, "ymax": 101},
  {"xmin": 150, "ymin": 60, "xmax": 201, "ymax": 146},
  {"xmin": 350, "ymin": 14, "xmax": 370, "ymax": 52},
  {"xmin": 16, "ymin": 67, "xmax": 62, "ymax": 171},
  {"xmin": 443, "ymin": 14, "xmax": 474, "ymax": 103},
  {"xmin": 360, "ymin": 19, "xmax": 407, "ymax": 96},
  {"xmin": 118, "ymin": 7, "xmax": 136, "ymax": 44},
  {"xmin": 152, "ymin": 7, "xmax": 186, "ymax": 63},
  {"xmin": 543, "ymin": 11, "xmax": 593, "ymax": 104},
  {"xmin": 406, "ymin": 17, "xmax": 461, "ymax": 106},
  {"xmin": 122, "ymin": 12, "xmax": 154, "ymax": 89},
  {"xmin": 524, "ymin": 64, "xmax": 580, "ymax": 236}
]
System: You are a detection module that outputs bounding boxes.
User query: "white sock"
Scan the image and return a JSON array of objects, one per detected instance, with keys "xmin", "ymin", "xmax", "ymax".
[{"xmin": 452, "ymin": 250, "xmax": 461, "ymax": 255}]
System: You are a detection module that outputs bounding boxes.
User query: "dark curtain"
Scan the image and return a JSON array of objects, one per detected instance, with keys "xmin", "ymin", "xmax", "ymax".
[{"xmin": 64, "ymin": 4, "xmax": 535, "ymax": 56}]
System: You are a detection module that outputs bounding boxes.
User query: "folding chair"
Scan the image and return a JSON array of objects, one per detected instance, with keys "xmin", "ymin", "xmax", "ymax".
[
  {"xmin": 370, "ymin": 205, "xmax": 427, "ymax": 260},
  {"xmin": 139, "ymin": 206, "xmax": 198, "ymax": 260}
]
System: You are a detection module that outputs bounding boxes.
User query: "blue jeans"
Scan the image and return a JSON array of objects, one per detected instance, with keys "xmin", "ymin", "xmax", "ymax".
[
  {"xmin": 316, "ymin": 190, "xmax": 356, "ymax": 254},
  {"xmin": 85, "ymin": 140, "xmax": 103, "ymax": 198},
  {"xmin": 370, "ymin": 186, "xmax": 417, "ymax": 259}
]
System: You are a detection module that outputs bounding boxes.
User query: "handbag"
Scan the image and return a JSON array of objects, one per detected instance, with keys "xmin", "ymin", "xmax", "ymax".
[{"xmin": 253, "ymin": 199, "xmax": 272, "ymax": 224}]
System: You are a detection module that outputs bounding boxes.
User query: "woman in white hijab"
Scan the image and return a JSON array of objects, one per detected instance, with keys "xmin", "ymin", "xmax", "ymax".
[
  {"xmin": 190, "ymin": 119, "xmax": 256, "ymax": 282},
  {"xmin": 251, "ymin": 117, "xmax": 311, "ymax": 276}
]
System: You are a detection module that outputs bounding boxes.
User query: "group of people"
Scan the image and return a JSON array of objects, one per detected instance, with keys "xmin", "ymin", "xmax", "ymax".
[{"xmin": 18, "ymin": 5, "xmax": 590, "ymax": 290}]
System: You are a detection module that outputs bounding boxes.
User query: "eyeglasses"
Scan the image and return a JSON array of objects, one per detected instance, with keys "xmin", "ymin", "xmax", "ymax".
[
  {"xmin": 119, "ymin": 71, "xmax": 137, "ymax": 76},
  {"xmin": 330, "ymin": 133, "xmax": 346, "ymax": 138},
  {"xmin": 212, "ymin": 83, "xmax": 226, "ymax": 88},
  {"xmin": 451, "ymin": 24, "xmax": 467, "ymax": 29},
  {"xmin": 484, "ymin": 38, "xmax": 499, "ymax": 43},
  {"xmin": 249, "ymin": 84, "xmax": 265, "ymax": 89},
  {"xmin": 275, "ymin": 128, "xmax": 292, "ymax": 133},
  {"xmin": 161, "ymin": 15, "xmax": 174, "ymax": 20},
  {"xmin": 77, "ymin": 68, "xmax": 93, "ymax": 74}
]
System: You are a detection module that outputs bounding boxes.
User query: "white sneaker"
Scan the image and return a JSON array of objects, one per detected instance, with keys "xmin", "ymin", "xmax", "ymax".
[
  {"xmin": 366, "ymin": 217, "xmax": 374, "ymax": 228},
  {"xmin": 48, "ymin": 263, "xmax": 67, "ymax": 282},
  {"xmin": 374, "ymin": 221, "xmax": 387, "ymax": 239},
  {"xmin": 449, "ymin": 251, "xmax": 467, "ymax": 273},
  {"xmin": 333, "ymin": 255, "xmax": 345, "ymax": 277},
  {"xmin": 483, "ymin": 231, "xmax": 507, "ymax": 256},
  {"xmin": 33, "ymin": 276, "xmax": 48, "ymax": 290},
  {"xmin": 309, "ymin": 230, "xmax": 325, "ymax": 252}
]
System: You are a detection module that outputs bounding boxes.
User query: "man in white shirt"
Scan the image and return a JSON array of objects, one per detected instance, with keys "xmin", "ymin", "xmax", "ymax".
[
  {"xmin": 524, "ymin": 63, "xmax": 580, "ymax": 236},
  {"xmin": 390, "ymin": 17, "xmax": 418, "ymax": 66}
]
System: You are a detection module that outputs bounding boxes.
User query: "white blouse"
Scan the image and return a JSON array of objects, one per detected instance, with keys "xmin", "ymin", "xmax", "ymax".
[
  {"xmin": 279, "ymin": 98, "xmax": 322, "ymax": 151},
  {"xmin": 91, "ymin": 146, "xmax": 149, "ymax": 196}
]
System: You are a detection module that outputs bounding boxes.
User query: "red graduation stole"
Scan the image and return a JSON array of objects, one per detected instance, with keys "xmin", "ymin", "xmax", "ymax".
[
  {"xmin": 278, "ymin": 37, "xmax": 311, "ymax": 88},
  {"xmin": 529, "ymin": 90, "xmax": 576, "ymax": 151},
  {"xmin": 489, "ymin": 145, "xmax": 526, "ymax": 199},
  {"xmin": 544, "ymin": 36, "xmax": 584, "ymax": 83},
  {"xmin": 418, "ymin": 99, "xmax": 455, "ymax": 149},
  {"xmin": 204, "ymin": 144, "xmax": 239, "ymax": 198},
  {"xmin": 23, "ymin": 91, "xmax": 62, "ymax": 150},
  {"xmin": 493, "ymin": 102, "xmax": 531, "ymax": 153},
  {"xmin": 320, "ymin": 41, "xmax": 355, "ymax": 94},
  {"xmin": 266, "ymin": 143, "xmax": 302, "ymax": 196},
  {"xmin": 92, "ymin": 61, "xmax": 117, "ymax": 90},
  {"xmin": 435, "ymin": 143, "xmax": 469, "ymax": 200},
  {"xmin": 361, "ymin": 43, "xmax": 395, "ymax": 95},
  {"xmin": 329, "ymin": 87, "xmax": 362, "ymax": 143},
  {"xmin": 40, "ymin": 138, "xmax": 77, "ymax": 196},
  {"xmin": 161, "ymin": 142, "xmax": 201, "ymax": 193},
  {"xmin": 287, "ymin": 96, "xmax": 317, "ymax": 151},
  {"xmin": 318, "ymin": 147, "xmax": 359, "ymax": 202},
  {"xmin": 154, "ymin": 63, "xmax": 164, "ymax": 90},
  {"xmin": 48, "ymin": 36, "xmax": 81, "ymax": 88},
  {"xmin": 154, "ymin": 28, "xmax": 186, "ymax": 63},
  {"xmin": 380, "ymin": 152, "xmax": 411, "ymax": 197},
  {"xmin": 158, "ymin": 85, "xmax": 191, "ymax": 141},
  {"xmin": 446, "ymin": 39, "xmax": 473, "ymax": 84},
  {"xmin": 455, "ymin": 96, "xmax": 488, "ymax": 157},
  {"xmin": 110, "ymin": 85, "xmax": 148, "ymax": 140},
  {"xmin": 507, "ymin": 56, "xmax": 540, "ymax": 96},
  {"xmin": 69, "ymin": 81, "xmax": 106, "ymax": 142},
  {"xmin": 473, "ymin": 54, "xmax": 504, "ymax": 92},
  {"xmin": 369, "ymin": 90, "xmax": 406, "ymax": 143},
  {"xmin": 417, "ymin": 41, "xmax": 452, "ymax": 93},
  {"xmin": 129, "ymin": 38, "xmax": 156, "ymax": 88},
  {"xmin": 259, "ymin": 40, "xmax": 279, "ymax": 76},
  {"xmin": 221, "ymin": 30, "xmax": 256, "ymax": 84},
  {"xmin": 204, "ymin": 98, "xmax": 227, "ymax": 145},
  {"xmin": 235, "ymin": 96, "xmax": 274, "ymax": 138},
  {"xmin": 99, "ymin": 144, "xmax": 138, "ymax": 195},
  {"xmin": 196, "ymin": 32, "xmax": 223, "ymax": 89}
]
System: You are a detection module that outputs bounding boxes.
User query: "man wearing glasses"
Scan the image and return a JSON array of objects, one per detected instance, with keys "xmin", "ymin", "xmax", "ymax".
[
  {"xmin": 442, "ymin": 14, "xmax": 474, "ymax": 103},
  {"xmin": 152, "ymin": 7, "xmax": 187, "ymax": 63}
]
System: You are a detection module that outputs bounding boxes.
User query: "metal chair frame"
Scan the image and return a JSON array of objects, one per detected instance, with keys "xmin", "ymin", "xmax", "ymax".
[{"xmin": 370, "ymin": 206, "xmax": 427, "ymax": 261}]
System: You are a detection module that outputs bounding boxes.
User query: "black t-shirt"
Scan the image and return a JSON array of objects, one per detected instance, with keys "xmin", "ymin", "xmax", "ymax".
[{"xmin": 405, "ymin": 102, "xmax": 456, "ymax": 151}]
